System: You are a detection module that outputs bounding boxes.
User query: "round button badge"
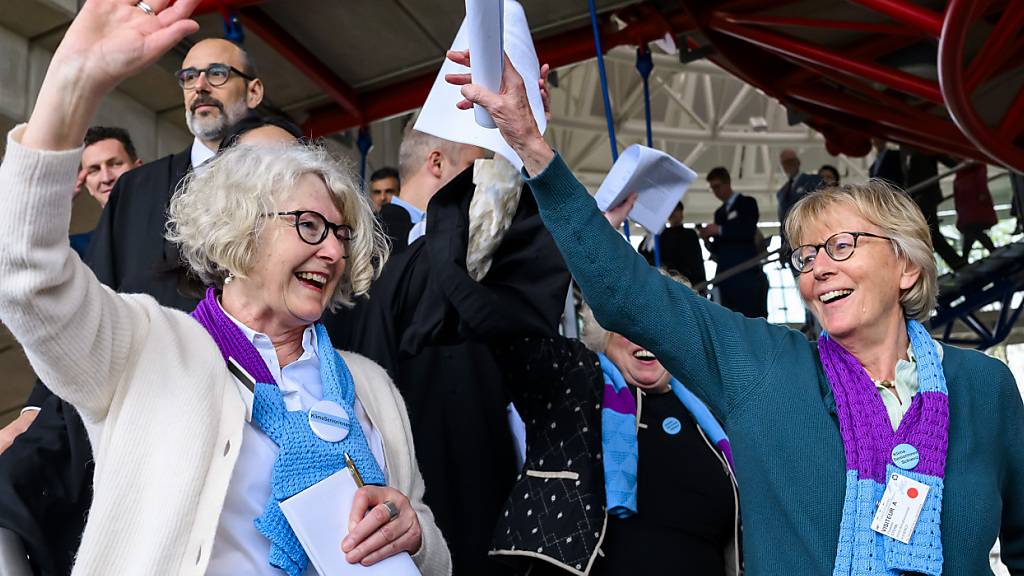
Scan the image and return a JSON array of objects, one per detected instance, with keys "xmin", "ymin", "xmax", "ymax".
[
  {"xmin": 891, "ymin": 443, "xmax": 920, "ymax": 470},
  {"xmin": 662, "ymin": 417, "xmax": 682, "ymax": 435},
  {"xmin": 308, "ymin": 400, "xmax": 351, "ymax": 442}
]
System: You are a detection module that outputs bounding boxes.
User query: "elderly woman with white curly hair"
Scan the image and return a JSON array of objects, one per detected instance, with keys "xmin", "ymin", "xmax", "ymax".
[
  {"xmin": 0, "ymin": 1, "xmax": 450, "ymax": 575},
  {"xmin": 449, "ymin": 50, "xmax": 1024, "ymax": 575}
]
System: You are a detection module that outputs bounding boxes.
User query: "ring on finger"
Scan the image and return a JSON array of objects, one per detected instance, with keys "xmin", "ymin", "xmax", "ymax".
[
  {"xmin": 382, "ymin": 499, "xmax": 399, "ymax": 522},
  {"xmin": 136, "ymin": 1, "xmax": 155, "ymax": 15}
]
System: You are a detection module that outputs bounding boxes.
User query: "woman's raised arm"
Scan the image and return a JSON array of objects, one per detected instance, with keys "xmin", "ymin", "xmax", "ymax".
[{"xmin": 446, "ymin": 50, "xmax": 801, "ymax": 420}]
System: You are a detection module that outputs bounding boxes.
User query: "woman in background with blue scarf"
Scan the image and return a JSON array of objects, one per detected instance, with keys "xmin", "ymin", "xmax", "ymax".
[
  {"xmin": 483, "ymin": 270, "xmax": 739, "ymax": 576},
  {"xmin": 0, "ymin": 2, "xmax": 449, "ymax": 574},
  {"xmin": 447, "ymin": 50, "xmax": 1024, "ymax": 575}
]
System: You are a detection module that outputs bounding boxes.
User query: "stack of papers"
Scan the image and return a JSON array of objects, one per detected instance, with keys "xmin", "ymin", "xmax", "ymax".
[
  {"xmin": 594, "ymin": 144, "xmax": 698, "ymax": 235},
  {"xmin": 280, "ymin": 468, "xmax": 420, "ymax": 575}
]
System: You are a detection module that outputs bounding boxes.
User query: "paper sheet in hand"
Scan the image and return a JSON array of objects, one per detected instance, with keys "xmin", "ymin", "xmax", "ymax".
[
  {"xmin": 414, "ymin": 0, "xmax": 545, "ymax": 169},
  {"xmin": 594, "ymin": 144, "xmax": 697, "ymax": 235},
  {"xmin": 466, "ymin": 0, "xmax": 503, "ymax": 128},
  {"xmin": 279, "ymin": 468, "xmax": 420, "ymax": 576}
]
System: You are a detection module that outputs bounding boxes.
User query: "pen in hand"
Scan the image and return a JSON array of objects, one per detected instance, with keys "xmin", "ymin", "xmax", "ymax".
[{"xmin": 344, "ymin": 452, "xmax": 365, "ymax": 488}]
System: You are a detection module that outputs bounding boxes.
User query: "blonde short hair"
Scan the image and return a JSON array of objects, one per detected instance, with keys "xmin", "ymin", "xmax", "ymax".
[
  {"xmin": 166, "ymin": 143, "xmax": 389, "ymax": 308},
  {"xmin": 579, "ymin": 269, "xmax": 691, "ymax": 353},
  {"xmin": 784, "ymin": 179, "xmax": 937, "ymax": 321}
]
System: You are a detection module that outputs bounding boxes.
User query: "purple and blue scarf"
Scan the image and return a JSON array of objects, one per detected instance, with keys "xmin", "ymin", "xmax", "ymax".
[{"xmin": 820, "ymin": 319, "xmax": 948, "ymax": 576}]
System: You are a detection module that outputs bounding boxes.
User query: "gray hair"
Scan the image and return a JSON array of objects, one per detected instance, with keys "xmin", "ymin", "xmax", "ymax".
[
  {"xmin": 166, "ymin": 143, "xmax": 389, "ymax": 308},
  {"xmin": 784, "ymin": 179, "xmax": 937, "ymax": 321}
]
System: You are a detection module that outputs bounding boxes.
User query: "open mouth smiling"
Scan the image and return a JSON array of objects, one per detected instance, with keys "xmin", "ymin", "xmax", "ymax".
[
  {"xmin": 295, "ymin": 271, "xmax": 328, "ymax": 291},
  {"xmin": 633, "ymin": 349, "xmax": 657, "ymax": 361},
  {"xmin": 819, "ymin": 289, "xmax": 853, "ymax": 304}
]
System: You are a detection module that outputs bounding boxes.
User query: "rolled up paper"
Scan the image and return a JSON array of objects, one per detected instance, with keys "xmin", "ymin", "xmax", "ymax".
[
  {"xmin": 466, "ymin": 0, "xmax": 504, "ymax": 128},
  {"xmin": 416, "ymin": 0, "xmax": 545, "ymax": 169}
]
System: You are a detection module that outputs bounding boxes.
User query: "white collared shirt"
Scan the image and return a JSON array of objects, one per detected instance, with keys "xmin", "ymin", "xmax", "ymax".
[
  {"xmin": 190, "ymin": 137, "xmax": 217, "ymax": 175},
  {"xmin": 207, "ymin": 304, "xmax": 386, "ymax": 575}
]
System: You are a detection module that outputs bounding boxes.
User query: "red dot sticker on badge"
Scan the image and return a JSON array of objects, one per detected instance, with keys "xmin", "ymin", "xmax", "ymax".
[{"xmin": 907, "ymin": 487, "xmax": 919, "ymax": 499}]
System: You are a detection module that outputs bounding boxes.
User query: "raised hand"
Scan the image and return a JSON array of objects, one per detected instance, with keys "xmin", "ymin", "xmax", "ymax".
[
  {"xmin": 24, "ymin": 0, "xmax": 201, "ymax": 151},
  {"xmin": 445, "ymin": 49, "xmax": 554, "ymax": 176},
  {"xmin": 56, "ymin": 0, "xmax": 200, "ymax": 91},
  {"xmin": 605, "ymin": 192, "xmax": 638, "ymax": 230}
]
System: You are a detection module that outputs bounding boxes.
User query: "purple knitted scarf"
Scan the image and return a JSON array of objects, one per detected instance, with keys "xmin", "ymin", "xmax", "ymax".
[{"xmin": 819, "ymin": 319, "xmax": 949, "ymax": 576}]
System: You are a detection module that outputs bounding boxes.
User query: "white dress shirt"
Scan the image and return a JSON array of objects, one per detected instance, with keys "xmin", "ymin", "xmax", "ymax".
[
  {"xmin": 207, "ymin": 304, "xmax": 386, "ymax": 575},
  {"xmin": 190, "ymin": 137, "xmax": 217, "ymax": 175}
]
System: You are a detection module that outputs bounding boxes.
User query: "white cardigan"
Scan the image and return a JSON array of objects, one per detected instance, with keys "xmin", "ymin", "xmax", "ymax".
[{"xmin": 0, "ymin": 127, "xmax": 451, "ymax": 576}]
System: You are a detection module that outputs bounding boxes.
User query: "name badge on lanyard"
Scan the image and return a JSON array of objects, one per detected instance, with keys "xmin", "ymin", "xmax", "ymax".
[{"xmin": 870, "ymin": 472, "xmax": 930, "ymax": 544}]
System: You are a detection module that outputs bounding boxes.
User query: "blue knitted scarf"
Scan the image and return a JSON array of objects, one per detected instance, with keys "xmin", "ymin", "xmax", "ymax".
[
  {"xmin": 598, "ymin": 354, "xmax": 732, "ymax": 518},
  {"xmin": 192, "ymin": 288, "xmax": 386, "ymax": 576},
  {"xmin": 821, "ymin": 320, "xmax": 949, "ymax": 576}
]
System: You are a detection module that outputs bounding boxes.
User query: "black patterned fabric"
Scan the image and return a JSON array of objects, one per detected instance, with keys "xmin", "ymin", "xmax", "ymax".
[{"xmin": 489, "ymin": 337, "xmax": 607, "ymax": 575}]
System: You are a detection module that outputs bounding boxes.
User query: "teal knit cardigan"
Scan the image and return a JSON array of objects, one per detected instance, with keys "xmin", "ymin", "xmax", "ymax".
[{"xmin": 524, "ymin": 153, "xmax": 1024, "ymax": 575}]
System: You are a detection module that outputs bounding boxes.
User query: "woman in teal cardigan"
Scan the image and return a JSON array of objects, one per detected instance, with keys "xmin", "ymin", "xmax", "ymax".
[{"xmin": 445, "ymin": 51, "xmax": 1024, "ymax": 575}]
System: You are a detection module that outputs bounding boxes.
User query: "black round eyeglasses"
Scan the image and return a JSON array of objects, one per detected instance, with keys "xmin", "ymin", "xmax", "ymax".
[
  {"xmin": 791, "ymin": 231, "xmax": 893, "ymax": 273},
  {"xmin": 272, "ymin": 210, "xmax": 353, "ymax": 246}
]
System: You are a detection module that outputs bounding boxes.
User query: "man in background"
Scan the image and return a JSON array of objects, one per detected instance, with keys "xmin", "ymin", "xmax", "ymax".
[
  {"xmin": 776, "ymin": 149, "xmax": 823, "ymax": 262},
  {"xmin": 378, "ymin": 128, "xmax": 486, "ymax": 250},
  {"xmin": 640, "ymin": 202, "xmax": 706, "ymax": 288},
  {"xmin": 368, "ymin": 166, "xmax": 399, "ymax": 212},
  {"xmin": 68, "ymin": 126, "xmax": 144, "ymax": 258},
  {"xmin": 701, "ymin": 166, "xmax": 769, "ymax": 318}
]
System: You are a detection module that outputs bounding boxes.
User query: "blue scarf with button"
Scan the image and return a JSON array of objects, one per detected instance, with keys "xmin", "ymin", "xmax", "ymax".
[
  {"xmin": 192, "ymin": 288, "xmax": 385, "ymax": 576},
  {"xmin": 599, "ymin": 354, "xmax": 732, "ymax": 518}
]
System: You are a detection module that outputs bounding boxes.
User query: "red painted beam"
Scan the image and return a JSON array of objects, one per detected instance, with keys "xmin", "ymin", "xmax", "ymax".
[
  {"xmin": 964, "ymin": 0, "xmax": 1024, "ymax": 94},
  {"xmin": 847, "ymin": 0, "xmax": 944, "ymax": 38},
  {"xmin": 236, "ymin": 6, "xmax": 364, "ymax": 123},
  {"xmin": 711, "ymin": 14, "xmax": 944, "ymax": 104},
  {"xmin": 303, "ymin": 7, "xmax": 694, "ymax": 137},
  {"xmin": 719, "ymin": 14, "xmax": 920, "ymax": 37},
  {"xmin": 939, "ymin": 0, "xmax": 1024, "ymax": 170}
]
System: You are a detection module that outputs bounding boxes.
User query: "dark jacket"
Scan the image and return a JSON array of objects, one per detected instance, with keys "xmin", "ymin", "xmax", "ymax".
[
  {"xmin": 707, "ymin": 194, "xmax": 760, "ymax": 285},
  {"xmin": 639, "ymin": 226, "xmax": 706, "ymax": 286},
  {"xmin": 868, "ymin": 148, "xmax": 902, "ymax": 187},
  {"xmin": 0, "ymin": 148, "xmax": 195, "ymax": 576},
  {"xmin": 900, "ymin": 148, "xmax": 955, "ymax": 207},
  {"xmin": 324, "ymin": 165, "xmax": 571, "ymax": 576},
  {"xmin": 776, "ymin": 172, "xmax": 823, "ymax": 229},
  {"xmin": 378, "ymin": 202, "xmax": 414, "ymax": 251}
]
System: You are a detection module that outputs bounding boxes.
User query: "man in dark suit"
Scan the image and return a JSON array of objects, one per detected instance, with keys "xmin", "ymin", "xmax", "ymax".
[
  {"xmin": 776, "ymin": 149, "xmax": 824, "ymax": 262},
  {"xmin": 639, "ymin": 202, "xmax": 706, "ymax": 287},
  {"xmin": 868, "ymin": 138, "xmax": 902, "ymax": 186},
  {"xmin": 379, "ymin": 125, "xmax": 487, "ymax": 250},
  {"xmin": 0, "ymin": 37, "xmax": 264, "ymax": 576},
  {"xmin": 700, "ymin": 166, "xmax": 769, "ymax": 318}
]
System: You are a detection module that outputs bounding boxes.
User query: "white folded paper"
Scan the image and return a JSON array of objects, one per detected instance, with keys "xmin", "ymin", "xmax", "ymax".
[
  {"xmin": 279, "ymin": 468, "xmax": 420, "ymax": 576},
  {"xmin": 594, "ymin": 144, "xmax": 698, "ymax": 235},
  {"xmin": 466, "ymin": 0, "xmax": 504, "ymax": 128},
  {"xmin": 414, "ymin": 0, "xmax": 545, "ymax": 169}
]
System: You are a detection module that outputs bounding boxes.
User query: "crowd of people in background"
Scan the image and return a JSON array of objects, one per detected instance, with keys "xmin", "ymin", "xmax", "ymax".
[{"xmin": 0, "ymin": 2, "xmax": 1021, "ymax": 576}]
